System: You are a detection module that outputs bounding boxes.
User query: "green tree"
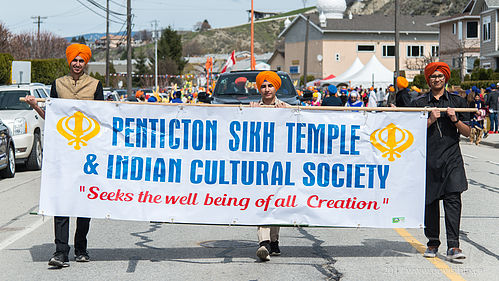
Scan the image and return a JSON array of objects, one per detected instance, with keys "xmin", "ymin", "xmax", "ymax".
[
  {"xmin": 0, "ymin": 53, "xmax": 13, "ymax": 84},
  {"xmin": 411, "ymin": 74, "xmax": 427, "ymax": 89},
  {"xmin": 78, "ymin": 36, "xmax": 86, "ymax": 44},
  {"xmin": 133, "ymin": 52, "xmax": 151, "ymax": 87},
  {"xmin": 157, "ymin": 26, "xmax": 186, "ymax": 74},
  {"xmin": 448, "ymin": 69, "xmax": 461, "ymax": 86},
  {"xmin": 299, "ymin": 75, "xmax": 315, "ymax": 86},
  {"xmin": 89, "ymin": 72, "xmax": 105, "ymax": 85}
]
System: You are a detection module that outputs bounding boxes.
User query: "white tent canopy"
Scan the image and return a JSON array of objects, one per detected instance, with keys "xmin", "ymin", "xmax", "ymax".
[
  {"xmin": 320, "ymin": 57, "xmax": 364, "ymax": 86},
  {"xmin": 340, "ymin": 55, "xmax": 394, "ymax": 88}
]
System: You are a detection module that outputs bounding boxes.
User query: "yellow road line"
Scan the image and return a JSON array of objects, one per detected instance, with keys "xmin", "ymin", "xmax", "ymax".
[{"xmin": 394, "ymin": 228, "xmax": 466, "ymax": 281}]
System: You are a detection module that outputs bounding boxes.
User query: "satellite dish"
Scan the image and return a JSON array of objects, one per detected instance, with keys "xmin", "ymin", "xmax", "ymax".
[{"xmin": 317, "ymin": 54, "xmax": 323, "ymax": 62}]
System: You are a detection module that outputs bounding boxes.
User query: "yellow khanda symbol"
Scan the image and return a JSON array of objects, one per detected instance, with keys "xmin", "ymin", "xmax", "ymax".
[
  {"xmin": 56, "ymin": 111, "xmax": 100, "ymax": 150},
  {"xmin": 370, "ymin": 123, "xmax": 414, "ymax": 162}
]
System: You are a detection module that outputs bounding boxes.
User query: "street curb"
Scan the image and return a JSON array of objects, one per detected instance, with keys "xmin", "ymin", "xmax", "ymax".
[{"xmin": 460, "ymin": 136, "xmax": 499, "ymax": 148}]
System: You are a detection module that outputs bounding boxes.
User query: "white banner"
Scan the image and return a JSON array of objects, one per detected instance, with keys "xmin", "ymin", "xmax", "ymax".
[{"xmin": 39, "ymin": 99, "xmax": 427, "ymax": 228}]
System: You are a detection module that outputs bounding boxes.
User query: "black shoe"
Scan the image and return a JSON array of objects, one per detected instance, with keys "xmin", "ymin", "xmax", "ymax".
[
  {"xmin": 256, "ymin": 241, "xmax": 271, "ymax": 261},
  {"xmin": 270, "ymin": 241, "xmax": 281, "ymax": 256},
  {"xmin": 48, "ymin": 253, "xmax": 69, "ymax": 268},
  {"xmin": 75, "ymin": 251, "xmax": 90, "ymax": 262}
]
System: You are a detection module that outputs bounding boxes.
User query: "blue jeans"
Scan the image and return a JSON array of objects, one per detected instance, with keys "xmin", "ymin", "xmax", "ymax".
[{"xmin": 490, "ymin": 112, "xmax": 498, "ymax": 132}]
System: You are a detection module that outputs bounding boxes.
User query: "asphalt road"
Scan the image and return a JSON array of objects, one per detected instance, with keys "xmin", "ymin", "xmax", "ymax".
[{"xmin": 0, "ymin": 142, "xmax": 498, "ymax": 281}]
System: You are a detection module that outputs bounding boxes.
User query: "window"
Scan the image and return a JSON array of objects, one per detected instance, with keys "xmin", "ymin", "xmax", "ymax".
[
  {"xmin": 289, "ymin": 65, "xmax": 300, "ymax": 74},
  {"xmin": 335, "ymin": 53, "xmax": 340, "ymax": 61},
  {"xmin": 458, "ymin": 21, "xmax": 463, "ymax": 40},
  {"xmin": 483, "ymin": 16, "xmax": 491, "ymax": 42},
  {"xmin": 357, "ymin": 45, "xmax": 375, "ymax": 52},
  {"xmin": 406, "ymin": 45, "xmax": 424, "ymax": 57},
  {"xmin": 452, "ymin": 23, "xmax": 456, "ymax": 34},
  {"xmin": 276, "ymin": 66, "xmax": 282, "ymax": 71},
  {"xmin": 431, "ymin": 46, "xmax": 439, "ymax": 57},
  {"xmin": 467, "ymin": 21, "xmax": 478, "ymax": 38},
  {"xmin": 466, "ymin": 57, "xmax": 478, "ymax": 71},
  {"xmin": 382, "ymin": 45, "xmax": 395, "ymax": 57}
]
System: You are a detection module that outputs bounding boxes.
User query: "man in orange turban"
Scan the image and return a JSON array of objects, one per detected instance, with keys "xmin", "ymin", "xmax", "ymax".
[
  {"xmin": 424, "ymin": 62, "xmax": 451, "ymax": 85},
  {"xmin": 25, "ymin": 42, "xmax": 103, "ymax": 268},
  {"xmin": 251, "ymin": 71, "xmax": 286, "ymax": 107},
  {"xmin": 66, "ymin": 43, "xmax": 92, "ymax": 66},
  {"xmin": 395, "ymin": 76, "xmax": 411, "ymax": 107},
  {"xmin": 412, "ymin": 61, "xmax": 471, "ymax": 261}
]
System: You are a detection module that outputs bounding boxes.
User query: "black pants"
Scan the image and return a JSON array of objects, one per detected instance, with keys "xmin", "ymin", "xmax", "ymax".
[
  {"xmin": 424, "ymin": 192, "xmax": 462, "ymax": 249},
  {"xmin": 54, "ymin": 216, "xmax": 91, "ymax": 258}
]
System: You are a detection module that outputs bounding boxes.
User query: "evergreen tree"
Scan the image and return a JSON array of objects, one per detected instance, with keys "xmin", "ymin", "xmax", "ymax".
[{"xmin": 157, "ymin": 26, "xmax": 186, "ymax": 74}]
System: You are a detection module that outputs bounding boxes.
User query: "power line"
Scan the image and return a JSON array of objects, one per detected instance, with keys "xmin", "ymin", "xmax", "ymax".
[
  {"xmin": 86, "ymin": 0, "xmax": 127, "ymax": 16},
  {"xmin": 109, "ymin": 0, "xmax": 126, "ymax": 8},
  {"xmin": 75, "ymin": 0, "xmax": 125, "ymax": 24}
]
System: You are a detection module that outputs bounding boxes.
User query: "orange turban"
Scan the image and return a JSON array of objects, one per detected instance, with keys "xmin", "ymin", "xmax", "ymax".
[
  {"xmin": 255, "ymin": 71, "xmax": 281, "ymax": 91},
  {"xmin": 66, "ymin": 44, "xmax": 92, "ymax": 66},
  {"xmin": 235, "ymin": 77, "xmax": 247, "ymax": 86},
  {"xmin": 396, "ymin": 76, "xmax": 408, "ymax": 89},
  {"xmin": 424, "ymin": 62, "xmax": 450, "ymax": 85}
]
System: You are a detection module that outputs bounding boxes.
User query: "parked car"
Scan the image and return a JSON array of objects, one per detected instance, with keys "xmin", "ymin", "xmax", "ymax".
[
  {"xmin": 211, "ymin": 70, "xmax": 299, "ymax": 105},
  {"xmin": 0, "ymin": 118, "xmax": 15, "ymax": 178},
  {"xmin": 0, "ymin": 84, "xmax": 46, "ymax": 170}
]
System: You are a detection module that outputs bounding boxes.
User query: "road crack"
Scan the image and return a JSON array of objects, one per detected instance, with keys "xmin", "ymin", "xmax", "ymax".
[{"xmin": 298, "ymin": 227, "xmax": 343, "ymax": 281}]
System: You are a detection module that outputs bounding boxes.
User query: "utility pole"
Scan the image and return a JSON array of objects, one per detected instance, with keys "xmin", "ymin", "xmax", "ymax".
[
  {"xmin": 394, "ymin": 0, "xmax": 400, "ymax": 88},
  {"xmin": 152, "ymin": 20, "xmax": 159, "ymax": 91},
  {"xmin": 126, "ymin": 0, "xmax": 132, "ymax": 98},
  {"xmin": 250, "ymin": 0, "xmax": 255, "ymax": 70},
  {"xmin": 31, "ymin": 16, "xmax": 47, "ymax": 58},
  {"xmin": 31, "ymin": 16, "xmax": 47, "ymax": 41},
  {"xmin": 105, "ymin": 0, "xmax": 110, "ymax": 87},
  {"xmin": 303, "ymin": 15, "xmax": 310, "ymax": 87}
]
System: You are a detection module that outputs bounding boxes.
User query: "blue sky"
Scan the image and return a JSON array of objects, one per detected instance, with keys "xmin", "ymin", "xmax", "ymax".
[{"xmin": 2, "ymin": 0, "xmax": 309, "ymax": 37}]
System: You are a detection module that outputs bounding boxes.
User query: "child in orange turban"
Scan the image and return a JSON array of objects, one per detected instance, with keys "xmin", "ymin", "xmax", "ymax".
[
  {"xmin": 255, "ymin": 71, "xmax": 281, "ymax": 91},
  {"xmin": 66, "ymin": 43, "xmax": 92, "ymax": 66}
]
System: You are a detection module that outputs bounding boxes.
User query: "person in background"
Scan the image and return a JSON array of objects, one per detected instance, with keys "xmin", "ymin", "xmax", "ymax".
[
  {"xmin": 311, "ymin": 92, "xmax": 321, "ymax": 106},
  {"xmin": 412, "ymin": 62, "xmax": 470, "ymax": 261},
  {"xmin": 25, "ymin": 43, "xmax": 103, "ymax": 268},
  {"xmin": 339, "ymin": 88, "xmax": 349, "ymax": 105},
  {"xmin": 486, "ymin": 83, "xmax": 499, "ymax": 134},
  {"xmin": 345, "ymin": 91, "xmax": 364, "ymax": 108},
  {"xmin": 249, "ymin": 71, "xmax": 288, "ymax": 262},
  {"xmin": 368, "ymin": 87, "xmax": 378, "ymax": 108},
  {"xmin": 321, "ymin": 85, "xmax": 343, "ymax": 106},
  {"xmin": 395, "ymin": 76, "xmax": 412, "ymax": 107},
  {"xmin": 377, "ymin": 87, "xmax": 385, "ymax": 107},
  {"xmin": 386, "ymin": 86, "xmax": 396, "ymax": 106},
  {"xmin": 170, "ymin": 91, "xmax": 183, "ymax": 103}
]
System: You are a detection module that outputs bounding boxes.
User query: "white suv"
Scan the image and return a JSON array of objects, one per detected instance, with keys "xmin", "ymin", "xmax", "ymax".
[{"xmin": 0, "ymin": 84, "xmax": 46, "ymax": 170}]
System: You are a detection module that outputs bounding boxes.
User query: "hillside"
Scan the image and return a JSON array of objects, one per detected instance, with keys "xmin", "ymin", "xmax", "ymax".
[
  {"xmin": 92, "ymin": 1, "xmax": 471, "ymax": 61},
  {"xmin": 348, "ymin": 0, "xmax": 469, "ymax": 17},
  {"xmin": 182, "ymin": 0, "xmax": 470, "ymax": 56}
]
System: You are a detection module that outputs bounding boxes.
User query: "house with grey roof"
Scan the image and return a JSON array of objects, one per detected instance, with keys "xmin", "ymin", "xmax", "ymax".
[
  {"xmin": 471, "ymin": 0, "xmax": 499, "ymax": 70},
  {"xmin": 269, "ymin": 1, "xmax": 443, "ymax": 82}
]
